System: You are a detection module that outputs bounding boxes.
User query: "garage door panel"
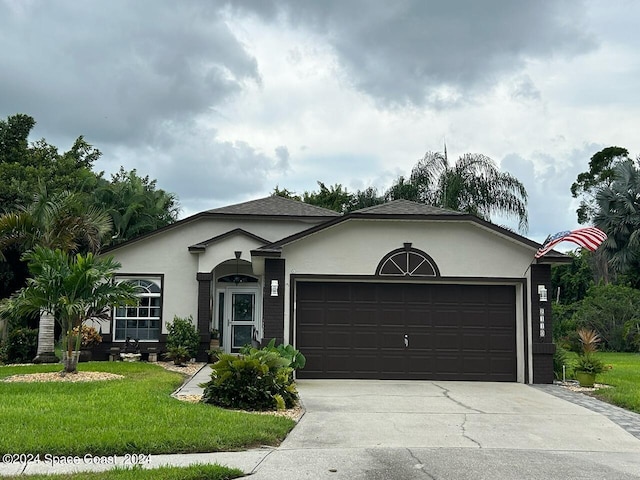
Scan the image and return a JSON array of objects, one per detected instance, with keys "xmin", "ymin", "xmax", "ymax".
[
  {"xmin": 353, "ymin": 332, "xmax": 377, "ymax": 348},
  {"xmin": 351, "ymin": 308, "xmax": 377, "ymax": 326},
  {"xmin": 490, "ymin": 333, "xmax": 515, "ymax": 351},
  {"xmin": 377, "ymin": 285, "xmax": 406, "ymax": 303},
  {"xmin": 380, "ymin": 308, "xmax": 404, "ymax": 326},
  {"xmin": 433, "ymin": 307, "xmax": 461, "ymax": 326},
  {"xmin": 325, "ymin": 331, "xmax": 352, "ymax": 347},
  {"xmin": 434, "ymin": 331, "xmax": 460, "ymax": 350},
  {"xmin": 405, "ymin": 309, "xmax": 431, "ymax": 327},
  {"xmin": 462, "ymin": 333, "xmax": 488, "ymax": 350},
  {"xmin": 296, "ymin": 282, "xmax": 516, "ymax": 381}
]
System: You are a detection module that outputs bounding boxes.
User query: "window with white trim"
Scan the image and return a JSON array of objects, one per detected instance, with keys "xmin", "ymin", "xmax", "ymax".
[{"xmin": 114, "ymin": 278, "xmax": 162, "ymax": 341}]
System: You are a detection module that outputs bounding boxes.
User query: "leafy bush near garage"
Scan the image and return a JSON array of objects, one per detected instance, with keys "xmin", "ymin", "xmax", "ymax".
[
  {"xmin": 202, "ymin": 348, "xmax": 299, "ymax": 411},
  {"xmin": 241, "ymin": 338, "xmax": 307, "ymax": 370}
]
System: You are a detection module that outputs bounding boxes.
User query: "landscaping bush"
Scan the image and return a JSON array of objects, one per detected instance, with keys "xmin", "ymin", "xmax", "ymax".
[
  {"xmin": 571, "ymin": 284, "xmax": 640, "ymax": 351},
  {"xmin": 0, "ymin": 339, "xmax": 8, "ymax": 364},
  {"xmin": 241, "ymin": 338, "xmax": 307, "ymax": 370},
  {"xmin": 5, "ymin": 327, "xmax": 38, "ymax": 363},
  {"xmin": 166, "ymin": 315, "xmax": 199, "ymax": 359},
  {"xmin": 202, "ymin": 344, "xmax": 302, "ymax": 411},
  {"xmin": 553, "ymin": 345, "xmax": 571, "ymax": 380}
]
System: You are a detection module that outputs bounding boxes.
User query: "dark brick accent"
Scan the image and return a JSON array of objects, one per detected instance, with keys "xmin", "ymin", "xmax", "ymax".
[
  {"xmin": 262, "ymin": 259, "xmax": 285, "ymax": 345},
  {"xmin": 196, "ymin": 272, "xmax": 213, "ymax": 361},
  {"xmin": 531, "ymin": 264, "xmax": 555, "ymax": 383}
]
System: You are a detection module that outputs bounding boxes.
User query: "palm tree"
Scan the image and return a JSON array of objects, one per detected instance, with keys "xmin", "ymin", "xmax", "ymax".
[
  {"xmin": 387, "ymin": 151, "xmax": 528, "ymax": 232},
  {"xmin": 595, "ymin": 160, "xmax": 640, "ymax": 277},
  {"xmin": 0, "ymin": 184, "xmax": 112, "ymax": 362},
  {"xmin": 93, "ymin": 168, "xmax": 179, "ymax": 245},
  {"xmin": 1, "ymin": 247, "xmax": 139, "ymax": 373}
]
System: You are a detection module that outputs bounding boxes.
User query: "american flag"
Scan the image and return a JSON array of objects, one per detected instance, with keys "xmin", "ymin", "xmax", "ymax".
[{"xmin": 535, "ymin": 227, "xmax": 607, "ymax": 259}]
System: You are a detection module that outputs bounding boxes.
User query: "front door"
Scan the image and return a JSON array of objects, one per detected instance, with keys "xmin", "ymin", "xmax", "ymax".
[{"xmin": 224, "ymin": 287, "xmax": 259, "ymax": 353}]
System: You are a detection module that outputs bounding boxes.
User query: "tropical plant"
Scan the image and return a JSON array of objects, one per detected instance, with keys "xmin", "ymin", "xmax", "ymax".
[
  {"xmin": 572, "ymin": 146, "xmax": 630, "ymax": 224},
  {"xmin": 164, "ymin": 346, "xmax": 191, "ymax": 366},
  {"xmin": 302, "ymin": 181, "xmax": 353, "ymax": 213},
  {"xmin": 0, "ymin": 183, "xmax": 112, "ymax": 362},
  {"xmin": 594, "ymin": 160, "xmax": 640, "ymax": 280},
  {"xmin": 202, "ymin": 348, "xmax": 298, "ymax": 411},
  {"xmin": 93, "ymin": 167, "xmax": 180, "ymax": 245},
  {"xmin": 553, "ymin": 345, "xmax": 571, "ymax": 380},
  {"xmin": 166, "ymin": 315, "xmax": 200, "ymax": 360},
  {"xmin": 574, "ymin": 353, "xmax": 606, "ymax": 375},
  {"xmin": 71, "ymin": 324, "xmax": 102, "ymax": 348},
  {"xmin": 387, "ymin": 151, "xmax": 528, "ymax": 231},
  {"xmin": 0, "ymin": 247, "xmax": 139, "ymax": 372},
  {"xmin": 242, "ymin": 338, "xmax": 307, "ymax": 370},
  {"xmin": 574, "ymin": 328, "xmax": 607, "ymax": 376},
  {"xmin": 571, "ymin": 284, "xmax": 640, "ymax": 352}
]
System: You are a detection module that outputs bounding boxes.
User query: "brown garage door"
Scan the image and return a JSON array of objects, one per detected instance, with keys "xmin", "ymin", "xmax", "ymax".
[{"xmin": 296, "ymin": 282, "xmax": 516, "ymax": 381}]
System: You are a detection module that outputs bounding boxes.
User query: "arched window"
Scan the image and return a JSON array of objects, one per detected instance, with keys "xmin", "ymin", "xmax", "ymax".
[
  {"xmin": 375, "ymin": 244, "xmax": 440, "ymax": 277},
  {"xmin": 114, "ymin": 277, "xmax": 162, "ymax": 341}
]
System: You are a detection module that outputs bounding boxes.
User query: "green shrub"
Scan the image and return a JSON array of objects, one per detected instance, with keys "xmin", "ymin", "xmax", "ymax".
[
  {"xmin": 6, "ymin": 327, "xmax": 38, "ymax": 363},
  {"xmin": 553, "ymin": 345, "xmax": 570, "ymax": 380},
  {"xmin": 166, "ymin": 316, "xmax": 199, "ymax": 359},
  {"xmin": 571, "ymin": 284, "xmax": 640, "ymax": 352},
  {"xmin": 202, "ymin": 349, "xmax": 298, "ymax": 411},
  {"xmin": 0, "ymin": 339, "xmax": 8, "ymax": 364},
  {"xmin": 574, "ymin": 353, "xmax": 607, "ymax": 374},
  {"xmin": 242, "ymin": 338, "xmax": 307, "ymax": 370}
]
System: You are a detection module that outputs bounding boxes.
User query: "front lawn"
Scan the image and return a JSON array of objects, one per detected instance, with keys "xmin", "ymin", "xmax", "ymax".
[
  {"xmin": 3, "ymin": 464, "xmax": 242, "ymax": 480},
  {"xmin": 592, "ymin": 352, "xmax": 640, "ymax": 414},
  {"xmin": 0, "ymin": 362, "xmax": 295, "ymax": 456}
]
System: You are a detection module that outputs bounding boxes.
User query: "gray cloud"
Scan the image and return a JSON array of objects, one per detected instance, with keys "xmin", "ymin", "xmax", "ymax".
[
  {"xmin": 0, "ymin": 1, "xmax": 259, "ymax": 145},
  {"xmin": 98, "ymin": 121, "xmax": 287, "ymax": 208},
  {"xmin": 274, "ymin": 146, "xmax": 291, "ymax": 172},
  {"xmin": 501, "ymin": 143, "xmax": 603, "ymax": 241},
  {"xmin": 230, "ymin": 0, "xmax": 596, "ymax": 107}
]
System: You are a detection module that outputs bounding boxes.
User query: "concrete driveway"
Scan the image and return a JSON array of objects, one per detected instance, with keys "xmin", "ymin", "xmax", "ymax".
[{"xmin": 251, "ymin": 380, "xmax": 640, "ymax": 480}]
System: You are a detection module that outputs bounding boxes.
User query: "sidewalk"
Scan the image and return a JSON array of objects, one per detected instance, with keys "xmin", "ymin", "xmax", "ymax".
[{"xmin": 172, "ymin": 363, "xmax": 212, "ymax": 398}]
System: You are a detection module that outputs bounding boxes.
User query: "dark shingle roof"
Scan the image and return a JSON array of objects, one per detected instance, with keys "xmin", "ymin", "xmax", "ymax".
[
  {"xmin": 352, "ymin": 199, "xmax": 464, "ymax": 216},
  {"xmin": 207, "ymin": 195, "xmax": 340, "ymax": 217}
]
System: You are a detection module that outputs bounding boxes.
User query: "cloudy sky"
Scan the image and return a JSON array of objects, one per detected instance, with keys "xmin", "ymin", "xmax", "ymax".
[{"xmin": 2, "ymin": 0, "xmax": 639, "ymax": 243}]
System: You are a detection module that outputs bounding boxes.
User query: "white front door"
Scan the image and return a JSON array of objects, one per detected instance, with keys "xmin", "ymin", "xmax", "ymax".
[{"xmin": 223, "ymin": 287, "xmax": 260, "ymax": 353}]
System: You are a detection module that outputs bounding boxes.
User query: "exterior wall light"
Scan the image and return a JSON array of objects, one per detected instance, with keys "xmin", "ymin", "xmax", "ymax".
[{"xmin": 538, "ymin": 285, "xmax": 548, "ymax": 302}]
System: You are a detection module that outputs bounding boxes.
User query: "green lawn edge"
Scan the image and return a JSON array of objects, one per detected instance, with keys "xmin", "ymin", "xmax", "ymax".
[
  {"xmin": 1, "ymin": 463, "xmax": 243, "ymax": 480},
  {"xmin": 591, "ymin": 352, "xmax": 640, "ymax": 414},
  {"xmin": 0, "ymin": 362, "xmax": 295, "ymax": 456}
]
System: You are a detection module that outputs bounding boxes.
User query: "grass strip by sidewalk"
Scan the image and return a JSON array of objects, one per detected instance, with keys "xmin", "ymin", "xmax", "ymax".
[
  {"xmin": 2, "ymin": 463, "xmax": 243, "ymax": 480},
  {"xmin": 0, "ymin": 362, "xmax": 294, "ymax": 456},
  {"xmin": 592, "ymin": 352, "xmax": 640, "ymax": 414}
]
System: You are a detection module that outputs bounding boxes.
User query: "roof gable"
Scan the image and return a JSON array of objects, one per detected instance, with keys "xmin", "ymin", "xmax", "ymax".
[
  {"xmin": 188, "ymin": 228, "xmax": 269, "ymax": 252},
  {"xmin": 253, "ymin": 199, "xmax": 569, "ymax": 263}
]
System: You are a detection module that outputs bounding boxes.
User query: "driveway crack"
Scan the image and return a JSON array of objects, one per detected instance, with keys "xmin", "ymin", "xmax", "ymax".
[
  {"xmin": 432, "ymin": 383, "xmax": 485, "ymax": 413},
  {"xmin": 461, "ymin": 414, "xmax": 482, "ymax": 448},
  {"xmin": 406, "ymin": 448, "xmax": 437, "ymax": 479}
]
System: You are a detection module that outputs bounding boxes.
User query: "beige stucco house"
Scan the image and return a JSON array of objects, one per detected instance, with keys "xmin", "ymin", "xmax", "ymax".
[{"xmin": 99, "ymin": 196, "xmax": 566, "ymax": 383}]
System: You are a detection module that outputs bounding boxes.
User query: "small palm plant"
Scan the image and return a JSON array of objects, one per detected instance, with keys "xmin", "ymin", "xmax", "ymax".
[{"xmin": 574, "ymin": 328, "xmax": 607, "ymax": 386}]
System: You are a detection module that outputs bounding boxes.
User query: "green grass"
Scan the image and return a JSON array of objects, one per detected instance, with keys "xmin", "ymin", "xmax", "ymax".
[
  {"xmin": 3, "ymin": 464, "xmax": 242, "ymax": 480},
  {"xmin": 0, "ymin": 362, "xmax": 294, "ymax": 456},
  {"xmin": 591, "ymin": 352, "xmax": 640, "ymax": 414}
]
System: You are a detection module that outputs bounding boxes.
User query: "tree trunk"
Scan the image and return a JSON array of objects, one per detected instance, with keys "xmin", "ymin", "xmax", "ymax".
[{"xmin": 33, "ymin": 311, "xmax": 59, "ymax": 363}]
